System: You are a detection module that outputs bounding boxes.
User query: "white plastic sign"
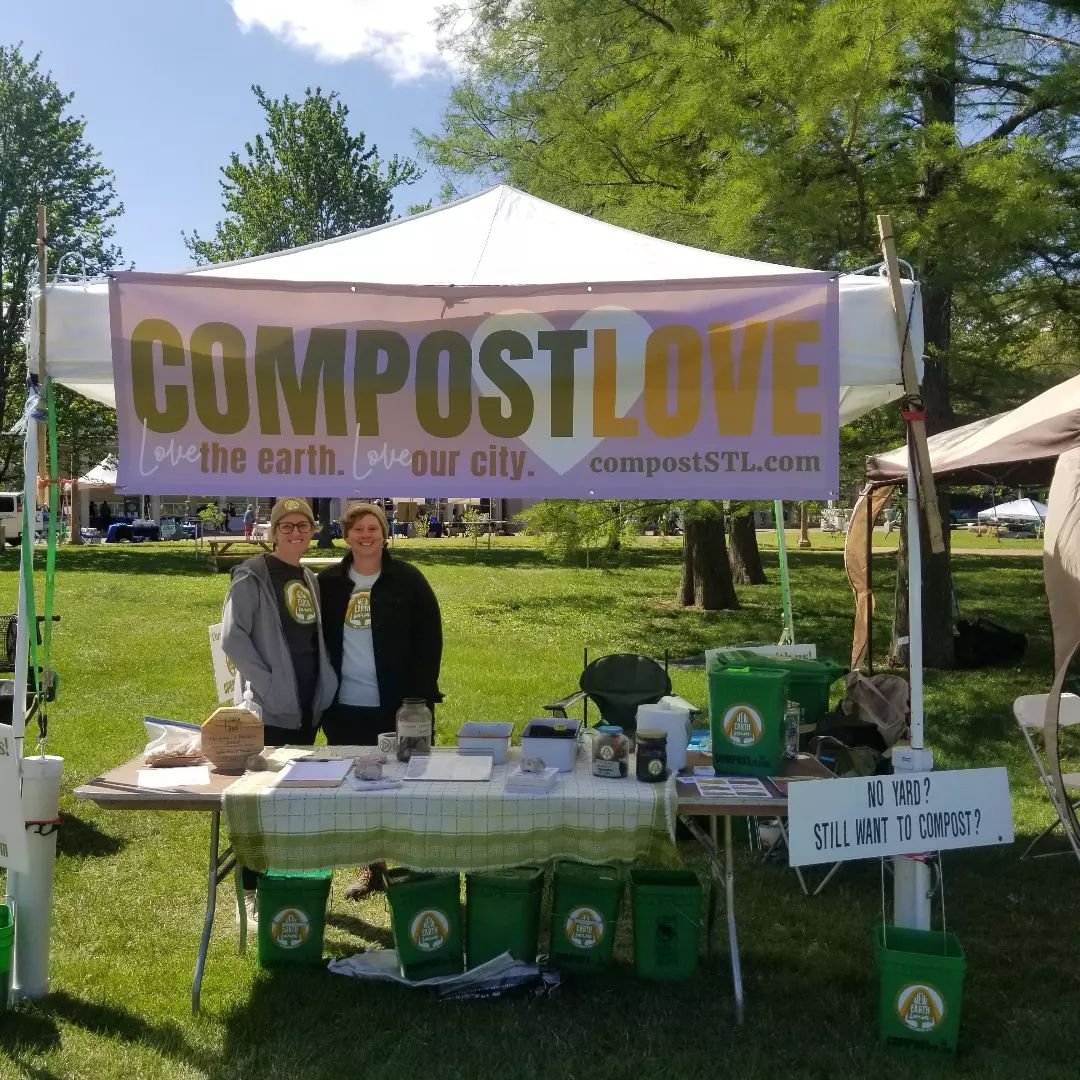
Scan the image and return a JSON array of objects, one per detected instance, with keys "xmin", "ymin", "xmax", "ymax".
[
  {"xmin": 208, "ymin": 623, "xmax": 236, "ymax": 704},
  {"xmin": 0, "ymin": 723, "xmax": 29, "ymax": 872},
  {"xmin": 787, "ymin": 767, "xmax": 1014, "ymax": 867}
]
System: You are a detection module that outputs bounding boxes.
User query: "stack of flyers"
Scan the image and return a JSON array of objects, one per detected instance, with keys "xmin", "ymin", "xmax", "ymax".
[{"xmin": 694, "ymin": 776, "xmax": 775, "ymax": 800}]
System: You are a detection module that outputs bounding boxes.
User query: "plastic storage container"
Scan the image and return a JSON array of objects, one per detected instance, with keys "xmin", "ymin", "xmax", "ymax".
[
  {"xmin": 707, "ymin": 650, "xmax": 845, "ymax": 735},
  {"xmin": 708, "ymin": 666, "xmax": 790, "ymax": 777},
  {"xmin": 465, "ymin": 865, "xmax": 545, "ymax": 969},
  {"xmin": 385, "ymin": 868, "xmax": 464, "ymax": 979},
  {"xmin": 256, "ymin": 869, "xmax": 333, "ymax": 967},
  {"xmin": 520, "ymin": 719, "xmax": 581, "ymax": 772},
  {"xmin": 549, "ymin": 860, "xmax": 625, "ymax": 973},
  {"xmin": 630, "ymin": 869, "xmax": 702, "ymax": 981},
  {"xmin": 456, "ymin": 721, "xmax": 514, "ymax": 764},
  {"xmin": 876, "ymin": 924, "xmax": 966, "ymax": 1051}
]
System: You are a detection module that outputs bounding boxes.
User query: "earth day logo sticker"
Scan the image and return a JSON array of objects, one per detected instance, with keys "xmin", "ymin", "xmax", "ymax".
[
  {"xmin": 565, "ymin": 906, "xmax": 605, "ymax": 949},
  {"xmin": 271, "ymin": 907, "xmax": 310, "ymax": 949},
  {"xmin": 896, "ymin": 982, "xmax": 945, "ymax": 1032},
  {"xmin": 723, "ymin": 704, "xmax": 764, "ymax": 747},
  {"xmin": 410, "ymin": 909, "xmax": 450, "ymax": 952}
]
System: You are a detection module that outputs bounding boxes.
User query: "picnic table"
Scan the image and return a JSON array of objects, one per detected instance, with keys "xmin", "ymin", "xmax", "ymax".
[{"xmin": 202, "ymin": 535, "xmax": 271, "ymax": 569}]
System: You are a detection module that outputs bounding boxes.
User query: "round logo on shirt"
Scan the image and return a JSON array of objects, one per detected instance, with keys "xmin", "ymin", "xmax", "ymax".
[
  {"xmin": 345, "ymin": 589, "xmax": 372, "ymax": 630},
  {"xmin": 284, "ymin": 580, "xmax": 316, "ymax": 624}
]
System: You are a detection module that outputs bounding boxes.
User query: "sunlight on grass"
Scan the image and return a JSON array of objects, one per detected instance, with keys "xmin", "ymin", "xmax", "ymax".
[{"xmin": 0, "ymin": 538, "xmax": 1074, "ymax": 1079}]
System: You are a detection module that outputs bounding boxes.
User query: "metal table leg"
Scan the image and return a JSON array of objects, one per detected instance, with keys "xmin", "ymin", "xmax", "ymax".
[
  {"xmin": 191, "ymin": 808, "xmax": 237, "ymax": 1015},
  {"xmin": 680, "ymin": 814, "xmax": 744, "ymax": 1024}
]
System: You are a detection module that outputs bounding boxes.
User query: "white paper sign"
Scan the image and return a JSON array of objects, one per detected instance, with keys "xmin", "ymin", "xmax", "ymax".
[
  {"xmin": 787, "ymin": 767, "xmax": 1014, "ymax": 867},
  {"xmin": 0, "ymin": 723, "xmax": 29, "ymax": 872},
  {"xmin": 208, "ymin": 622, "xmax": 236, "ymax": 704}
]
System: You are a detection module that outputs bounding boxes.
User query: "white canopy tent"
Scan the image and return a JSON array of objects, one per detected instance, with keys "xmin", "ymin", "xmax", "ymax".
[
  {"xmin": 28, "ymin": 185, "xmax": 920, "ymax": 422},
  {"xmin": 977, "ymin": 498, "xmax": 1048, "ymax": 523}
]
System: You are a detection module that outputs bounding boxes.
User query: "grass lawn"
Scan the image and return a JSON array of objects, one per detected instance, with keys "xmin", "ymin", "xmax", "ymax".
[{"xmin": 0, "ymin": 538, "xmax": 1073, "ymax": 1079}]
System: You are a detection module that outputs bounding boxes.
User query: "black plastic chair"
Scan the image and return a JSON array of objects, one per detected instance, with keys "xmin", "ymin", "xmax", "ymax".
[
  {"xmin": 0, "ymin": 613, "xmax": 61, "ymax": 720},
  {"xmin": 542, "ymin": 649, "xmax": 673, "ymax": 737}
]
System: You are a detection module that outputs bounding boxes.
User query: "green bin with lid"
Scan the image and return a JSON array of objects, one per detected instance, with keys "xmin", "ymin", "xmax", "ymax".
[
  {"xmin": 708, "ymin": 666, "xmax": 790, "ymax": 777},
  {"xmin": 708, "ymin": 650, "xmax": 845, "ymax": 738},
  {"xmin": 549, "ymin": 861, "xmax": 625, "ymax": 973},
  {"xmin": 466, "ymin": 865, "xmax": 545, "ymax": 969},
  {"xmin": 256, "ymin": 868, "xmax": 333, "ymax": 967},
  {"xmin": 0, "ymin": 901, "xmax": 13, "ymax": 1011},
  {"xmin": 385, "ymin": 868, "xmax": 464, "ymax": 980}
]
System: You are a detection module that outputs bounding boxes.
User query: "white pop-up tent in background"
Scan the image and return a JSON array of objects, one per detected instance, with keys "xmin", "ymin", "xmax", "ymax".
[{"xmin": 11, "ymin": 184, "xmax": 929, "ymax": 1004}]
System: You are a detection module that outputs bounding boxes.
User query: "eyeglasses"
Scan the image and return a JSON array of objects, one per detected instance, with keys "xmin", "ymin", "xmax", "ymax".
[{"xmin": 277, "ymin": 521, "xmax": 313, "ymax": 535}]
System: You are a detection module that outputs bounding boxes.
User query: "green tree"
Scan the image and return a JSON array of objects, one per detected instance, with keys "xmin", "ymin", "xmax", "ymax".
[
  {"xmin": 426, "ymin": 0, "xmax": 1080, "ymax": 665},
  {"xmin": 186, "ymin": 84, "xmax": 421, "ymax": 544},
  {"xmin": 184, "ymin": 85, "xmax": 421, "ymax": 263},
  {"xmin": 0, "ymin": 44, "xmax": 123, "ymax": 481}
]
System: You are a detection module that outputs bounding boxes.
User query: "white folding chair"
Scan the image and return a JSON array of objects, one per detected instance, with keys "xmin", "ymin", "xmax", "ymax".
[{"xmin": 1013, "ymin": 692, "xmax": 1080, "ymax": 863}]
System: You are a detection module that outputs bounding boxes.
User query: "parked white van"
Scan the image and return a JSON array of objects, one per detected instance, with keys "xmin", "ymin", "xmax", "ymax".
[{"xmin": 0, "ymin": 493, "xmax": 44, "ymax": 545}]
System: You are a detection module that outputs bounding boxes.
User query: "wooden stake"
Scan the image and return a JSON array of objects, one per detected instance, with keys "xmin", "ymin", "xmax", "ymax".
[{"xmin": 876, "ymin": 214, "xmax": 945, "ymax": 554}]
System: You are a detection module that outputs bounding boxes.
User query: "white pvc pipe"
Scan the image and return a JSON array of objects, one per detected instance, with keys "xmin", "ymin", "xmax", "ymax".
[
  {"xmin": 10, "ymin": 753, "xmax": 63, "ymax": 999},
  {"xmin": 893, "ymin": 434, "xmax": 930, "ymax": 930},
  {"xmin": 14, "ymin": 413, "xmax": 39, "ymax": 745}
]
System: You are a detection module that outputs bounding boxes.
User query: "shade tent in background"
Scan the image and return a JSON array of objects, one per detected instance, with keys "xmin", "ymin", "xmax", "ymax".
[
  {"xmin": 976, "ymin": 498, "xmax": 1048, "ymax": 523},
  {"xmin": 31, "ymin": 185, "xmax": 920, "ymax": 423},
  {"xmin": 862, "ymin": 371, "xmax": 1080, "ymax": 673},
  {"xmin": 866, "ymin": 371, "xmax": 1080, "ymax": 485}
]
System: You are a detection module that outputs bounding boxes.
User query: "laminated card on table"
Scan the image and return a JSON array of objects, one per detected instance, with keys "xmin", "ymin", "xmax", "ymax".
[
  {"xmin": 403, "ymin": 753, "xmax": 493, "ymax": 782},
  {"xmin": 276, "ymin": 758, "xmax": 353, "ymax": 788}
]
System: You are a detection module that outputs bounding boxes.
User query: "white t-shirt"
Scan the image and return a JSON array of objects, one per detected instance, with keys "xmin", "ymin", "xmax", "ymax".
[{"xmin": 339, "ymin": 567, "xmax": 381, "ymax": 706}]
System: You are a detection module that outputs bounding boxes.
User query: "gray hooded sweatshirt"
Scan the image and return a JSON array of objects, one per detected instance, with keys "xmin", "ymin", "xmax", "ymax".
[{"xmin": 221, "ymin": 555, "xmax": 337, "ymax": 729}]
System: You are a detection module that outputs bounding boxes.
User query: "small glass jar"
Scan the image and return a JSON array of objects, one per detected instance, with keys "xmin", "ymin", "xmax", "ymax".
[
  {"xmin": 591, "ymin": 724, "xmax": 629, "ymax": 778},
  {"xmin": 784, "ymin": 701, "xmax": 802, "ymax": 759},
  {"xmin": 395, "ymin": 697, "xmax": 432, "ymax": 762},
  {"xmin": 635, "ymin": 729, "xmax": 668, "ymax": 782}
]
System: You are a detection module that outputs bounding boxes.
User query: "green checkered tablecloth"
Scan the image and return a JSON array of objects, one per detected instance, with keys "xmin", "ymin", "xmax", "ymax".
[{"xmin": 224, "ymin": 750, "xmax": 677, "ymax": 873}]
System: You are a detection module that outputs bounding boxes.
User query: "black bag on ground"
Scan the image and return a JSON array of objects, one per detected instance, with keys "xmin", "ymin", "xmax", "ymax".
[{"xmin": 954, "ymin": 617, "xmax": 1027, "ymax": 669}]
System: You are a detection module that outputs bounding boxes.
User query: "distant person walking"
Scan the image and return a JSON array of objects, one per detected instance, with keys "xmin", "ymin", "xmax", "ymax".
[{"xmin": 243, "ymin": 503, "xmax": 256, "ymax": 540}]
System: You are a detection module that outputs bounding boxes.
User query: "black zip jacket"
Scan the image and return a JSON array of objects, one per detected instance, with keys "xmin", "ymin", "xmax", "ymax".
[{"xmin": 317, "ymin": 548, "xmax": 443, "ymax": 712}]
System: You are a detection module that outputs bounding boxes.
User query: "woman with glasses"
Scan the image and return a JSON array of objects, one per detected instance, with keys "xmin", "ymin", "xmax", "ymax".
[{"xmin": 222, "ymin": 496, "xmax": 338, "ymax": 923}]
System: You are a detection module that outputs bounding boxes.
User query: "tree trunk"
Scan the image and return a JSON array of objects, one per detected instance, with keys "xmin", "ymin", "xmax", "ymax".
[
  {"xmin": 889, "ymin": 522, "xmax": 909, "ymax": 667},
  {"xmin": 729, "ymin": 513, "xmax": 766, "ymax": 585},
  {"xmin": 678, "ymin": 524, "xmax": 696, "ymax": 606},
  {"xmin": 679, "ymin": 512, "xmax": 739, "ymax": 610},
  {"xmin": 315, "ymin": 496, "xmax": 335, "ymax": 549},
  {"xmin": 888, "ymin": 32, "xmax": 958, "ymax": 669}
]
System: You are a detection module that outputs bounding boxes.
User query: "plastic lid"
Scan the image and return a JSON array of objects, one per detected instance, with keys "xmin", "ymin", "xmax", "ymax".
[{"xmin": 596, "ymin": 725, "xmax": 623, "ymax": 735}]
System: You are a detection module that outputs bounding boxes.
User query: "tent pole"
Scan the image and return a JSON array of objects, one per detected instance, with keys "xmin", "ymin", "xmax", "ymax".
[
  {"xmin": 774, "ymin": 500, "xmax": 795, "ymax": 644},
  {"xmin": 892, "ymin": 427, "xmax": 932, "ymax": 931},
  {"xmin": 866, "ymin": 487, "xmax": 874, "ymax": 674}
]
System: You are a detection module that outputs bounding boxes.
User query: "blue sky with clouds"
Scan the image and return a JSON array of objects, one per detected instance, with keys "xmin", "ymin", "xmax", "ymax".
[{"xmin": 5, "ymin": 0, "xmax": 463, "ymax": 271}]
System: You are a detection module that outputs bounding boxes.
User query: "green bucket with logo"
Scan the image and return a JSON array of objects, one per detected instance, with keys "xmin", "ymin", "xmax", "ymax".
[
  {"xmin": 630, "ymin": 869, "xmax": 702, "ymax": 981},
  {"xmin": 708, "ymin": 666, "xmax": 790, "ymax": 777},
  {"xmin": 465, "ymin": 865, "xmax": 544, "ymax": 969},
  {"xmin": 549, "ymin": 861, "xmax": 625, "ymax": 973},
  {"xmin": 385, "ymin": 869, "xmax": 463, "ymax": 980},
  {"xmin": 876, "ymin": 924, "xmax": 966, "ymax": 1051},
  {"xmin": 257, "ymin": 869, "xmax": 333, "ymax": 967},
  {"xmin": 0, "ymin": 901, "xmax": 13, "ymax": 1011}
]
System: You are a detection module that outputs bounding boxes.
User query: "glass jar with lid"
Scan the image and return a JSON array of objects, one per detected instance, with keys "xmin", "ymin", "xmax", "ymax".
[
  {"xmin": 590, "ymin": 724, "xmax": 629, "ymax": 778},
  {"xmin": 635, "ymin": 729, "xmax": 668, "ymax": 782},
  {"xmin": 395, "ymin": 697, "xmax": 432, "ymax": 762}
]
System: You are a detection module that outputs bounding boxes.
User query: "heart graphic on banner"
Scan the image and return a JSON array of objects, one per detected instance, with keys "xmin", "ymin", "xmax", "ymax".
[{"xmin": 470, "ymin": 307, "xmax": 653, "ymax": 476}]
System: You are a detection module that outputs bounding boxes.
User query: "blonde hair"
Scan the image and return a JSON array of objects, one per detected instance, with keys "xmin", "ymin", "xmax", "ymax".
[{"xmin": 342, "ymin": 502, "xmax": 388, "ymax": 539}]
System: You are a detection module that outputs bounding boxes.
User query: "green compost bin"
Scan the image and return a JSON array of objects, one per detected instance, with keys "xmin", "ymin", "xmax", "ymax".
[
  {"xmin": 385, "ymin": 869, "xmax": 463, "ymax": 980},
  {"xmin": 708, "ymin": 650, "xmax": 845, "ymax": 734},
  {"xmin": 630, "ymin": 869, "xmax": 702, "ymax": 981},
  {"xmin": 708, "ymin": 666, "xmax": 790, "ymax": 777},
  {"xmin": 257, "ymin": 869, "xmax": 333, "ymax": 967},
  {"xmin": 549, "ymin": 861, "xmax": 625, "ymax": 973},
  {"xmin": 0, "ymin": 902, "xmax": 12, "ymax": 1011},
  {"xmin": 876, "ymin": 924, "xmax": 966, "ymax": 1052},
  {"xmin": 465, "ymin": 865, "xmax": 544, "ymax": 969}
]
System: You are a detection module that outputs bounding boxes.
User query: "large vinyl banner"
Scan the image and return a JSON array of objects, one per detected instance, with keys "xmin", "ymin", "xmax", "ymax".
[{"xmin": 109, "ymin": 271, "xmax": 839, "ymax": 498}]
